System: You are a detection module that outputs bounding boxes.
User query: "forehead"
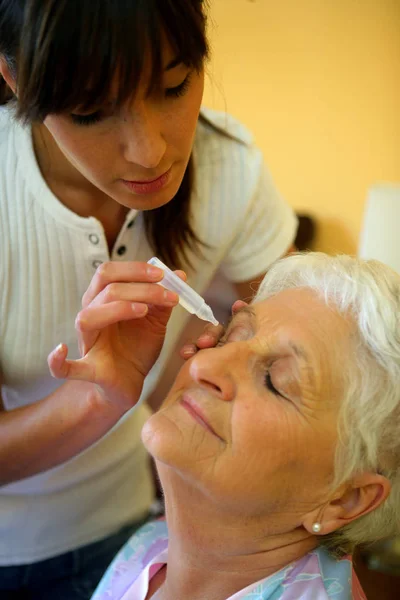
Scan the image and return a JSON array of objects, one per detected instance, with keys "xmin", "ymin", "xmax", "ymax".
[{"xmin": 251, "ymin": 288, "xmax": 349, "ymax": 336}]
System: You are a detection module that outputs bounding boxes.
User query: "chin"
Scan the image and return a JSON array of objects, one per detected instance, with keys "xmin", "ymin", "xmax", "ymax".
[
  {"xmin": 108, "ymin": 189, "xmax": 171, "ymax": 212},
  {"xmin": 140, "ymin": 412, "xmax": 187, "ymax": 473}
]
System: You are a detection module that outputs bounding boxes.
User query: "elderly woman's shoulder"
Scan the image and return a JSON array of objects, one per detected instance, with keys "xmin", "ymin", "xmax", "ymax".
[
  {"xmin": 91, "ymin": 520, "xmax": 169, "ymax": 600},
  {"xmin": 260, "ymin": 546, "xmax": 366, "ymax": 599}
]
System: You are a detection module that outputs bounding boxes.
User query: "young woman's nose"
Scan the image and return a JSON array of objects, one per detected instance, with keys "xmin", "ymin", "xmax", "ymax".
[
  {"xmin": 188, "ymin": 347, "xmax": 237, "ymax": 402},
  {"xmin": 122, "ymin": 102, "xmax": 167, "ymax": 170}
]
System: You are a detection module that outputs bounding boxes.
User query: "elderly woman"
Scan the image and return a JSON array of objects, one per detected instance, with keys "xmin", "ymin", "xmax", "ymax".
[
  {"xmin": 85, "ymin": 252, "xmax": 400, "ymax": 600},
  {"xmin": 80, "ymin": 253, "xmax": 400, "ymax": 599}
]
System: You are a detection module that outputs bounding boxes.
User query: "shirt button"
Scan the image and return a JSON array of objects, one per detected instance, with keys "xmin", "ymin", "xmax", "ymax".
[
  {"xmin": 117, "ymin": 246, "xmax": 127, "ymax": 256},
  {"xmin": 89, "ymin": 234, "xmax": 100, "ymax": 245},
  {"xmin": 92, "ymin": 260, "xmax": 103, "ymax": 269}
]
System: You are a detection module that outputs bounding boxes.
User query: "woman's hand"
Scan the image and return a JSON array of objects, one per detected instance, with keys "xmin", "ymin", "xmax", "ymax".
[
  {"xmin": 48, "ymin": 261, "xmax": 183, "ymax": 414},
  {"xmin": 179, "ymin": 300, "xmax": 248, "ymax": 360}
]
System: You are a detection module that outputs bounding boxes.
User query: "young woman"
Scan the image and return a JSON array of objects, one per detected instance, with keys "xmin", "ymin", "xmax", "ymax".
[{"xmin": 0, "ymin": 0, "xmax": 297, "ymax": 597}]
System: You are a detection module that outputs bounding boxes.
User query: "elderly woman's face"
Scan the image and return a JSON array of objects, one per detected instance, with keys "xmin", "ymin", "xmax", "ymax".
[{"xmin": 142, "ymin": 288, "xmax": 353, "ymax": 522}]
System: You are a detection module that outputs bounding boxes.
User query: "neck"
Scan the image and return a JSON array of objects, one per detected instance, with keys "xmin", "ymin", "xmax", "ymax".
[
  {"xmin": 32, "ymin": 123, "xmax": 129, "ymax": 250},
  {"xmin": 156, "ymin": 471, "xmax": 318, "ymax": 600}
]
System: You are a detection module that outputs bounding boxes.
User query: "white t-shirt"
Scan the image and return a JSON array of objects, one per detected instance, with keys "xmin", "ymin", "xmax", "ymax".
[{"xmin": 0, "ymin": 106, "xmax": 297, "ymax": 564}]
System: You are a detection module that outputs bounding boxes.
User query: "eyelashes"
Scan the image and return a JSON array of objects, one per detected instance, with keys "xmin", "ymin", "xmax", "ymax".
[
  {"xmin": 70, "ymin": 73, "xmax": 193, "ymax": 127},
  {"xmin": 70, "ymin": 111, "xmax": 103, "ymax": 126},
  {"xmin": 265, "ymin": 371, "xmax": 279, "ymax": 395},
  {"xmin": 165, "ymin": 73, "xmax": 192, "ymax": 98}
]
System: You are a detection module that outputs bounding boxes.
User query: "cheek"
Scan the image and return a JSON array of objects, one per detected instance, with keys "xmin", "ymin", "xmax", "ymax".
[
  {"xmin": 45, "ymin": 117, "xmax": 114, "ymax": 172},
  {"xmin": 164, "ymin": 74, "xmax": 204, "ymax": 148},
  {"xmin": 45, "ymin": 116, "xmax": 84, "ymax": 151},
  {"xmin": 233, "ymin": 399, "xmax": 320, "ymax": 484},
  {"xmin": 162, "ymin": 361, "xmax": 193, "ymax": 409}
]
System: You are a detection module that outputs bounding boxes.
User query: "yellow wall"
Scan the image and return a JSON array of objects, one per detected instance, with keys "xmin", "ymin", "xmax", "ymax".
[{"xmin": 203, "ymin": 0, "xmax": 400, "ymax": 254}]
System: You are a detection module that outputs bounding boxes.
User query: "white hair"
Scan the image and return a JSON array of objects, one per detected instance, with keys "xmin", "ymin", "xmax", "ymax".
[{"xmin": 253, "ymin": 252, "xmax": 400, "ymax": 552}]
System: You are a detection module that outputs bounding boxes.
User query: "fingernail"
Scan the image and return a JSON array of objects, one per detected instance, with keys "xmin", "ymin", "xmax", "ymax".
[
  {"xmin": 55, "ymin": 343, "xmax": 63, "ymax": 353},
  {"xmin": 147, "ymin": 265, "xmax": 162, "ymax": 279},
  {"xmin": 132, "ymin": 303, "xmax": 148, "ymax": 315},
  {"xmin": 198, "ymin": 334, "xmax": 213, "ymax": 343},
  {"xmin": 182, "ymin": 346, "xmax": 196, "ymax": 356}
]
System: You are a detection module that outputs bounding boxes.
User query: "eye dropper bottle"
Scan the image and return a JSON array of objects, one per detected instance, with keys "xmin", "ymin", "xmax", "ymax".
[{"xmin": 148, "ymin": 257, "xmax": 219, "ymax": 326}]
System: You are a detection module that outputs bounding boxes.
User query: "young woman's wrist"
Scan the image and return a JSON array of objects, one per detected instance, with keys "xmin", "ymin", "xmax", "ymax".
[{"xmin": 86, "ymin": 380, "xmax": 143, "ymax": 424}]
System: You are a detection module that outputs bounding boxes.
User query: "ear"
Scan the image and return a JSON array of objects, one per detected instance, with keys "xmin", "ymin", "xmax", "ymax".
[
  {"xmin": 303, "ymin": 473, "xmax": 391, "ymax": 536},
  {"xmin": 0, "ymin": 57, "xmax": 17, "ymax": 95}
]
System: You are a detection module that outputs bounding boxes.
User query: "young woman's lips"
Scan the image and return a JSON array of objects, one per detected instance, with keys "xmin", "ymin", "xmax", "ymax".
[
  {"xmin": 121, "ymin": 167, "xmax": 171, "ymax": 195},
  {"xmin": 179, "ymin": 394, "xmax": 222, "ymax": 440}
]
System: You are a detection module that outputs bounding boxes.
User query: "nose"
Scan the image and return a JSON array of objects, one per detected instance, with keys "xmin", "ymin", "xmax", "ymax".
[
  {"xmin": 122, "ymin": 101, "xmax": 167, "ymax": 170},
  {"xmin": 188, "ymin": 346, "xmax": 238, "ymax": 402}
]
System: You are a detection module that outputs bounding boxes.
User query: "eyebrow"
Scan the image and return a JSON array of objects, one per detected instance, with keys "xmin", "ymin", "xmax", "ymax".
[
  {"xmin": 288, "ymin": 341, "xmax": 310, "ymax": 363},
  {"xmin": 236, "ymin": 305, "xmax": 257, "ymax": 321},
  {"xmin": 227, "ymin": 305, "xmax": 257, "ymax": 330}
]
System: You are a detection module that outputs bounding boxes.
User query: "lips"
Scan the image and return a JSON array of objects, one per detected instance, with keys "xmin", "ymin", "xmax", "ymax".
[
  {"xmin": 179, "ymin": 392, "xmax": 223, "ymax": 440},
  {"xmin": 120, "ymin": 167, "xmax": 172, "ymax": 195}
]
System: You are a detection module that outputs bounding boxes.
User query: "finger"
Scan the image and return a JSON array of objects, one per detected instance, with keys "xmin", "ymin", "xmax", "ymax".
[
  {"xmin": 76, "ymin": 301, "xmax": 149, "ymax": 333},
  {"xmin": 88, "ymin": 282, "xmax": 179, "ymax": 310},
  {"xmin": 232, "ymin": 300, "xmax": 248, "ymax": 314},
  {"xmin": 48, "ymin": 343, "xmax": 69, "ymax": 378},
  {"xmin": 48, "ymin": 343, "xmax": 94, "ymax": 382},
  {"xmin": 82, "ymin": 261, "xmax": 165, "ymax": 308},
  {"xmin": 174, "ymin": 270, "xmax": 187, "ymax": 281},
  {"xmin": 195, "ymin": 323, "xmax": 225, "ymax": 349},
  {"xmin": 180, "ymin": 343, "xmax": 198, "ymax": 360}
]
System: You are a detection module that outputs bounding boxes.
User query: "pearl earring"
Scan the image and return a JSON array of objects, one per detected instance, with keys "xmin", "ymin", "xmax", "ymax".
[{"xmin": 312, "ymin": 522, "xmax": 322, "ymax": 533}]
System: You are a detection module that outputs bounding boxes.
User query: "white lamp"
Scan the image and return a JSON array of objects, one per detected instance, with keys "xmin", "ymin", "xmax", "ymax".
[{"xmin": 359, "ymin": 184, "xmax": 400, "ymax": 273}]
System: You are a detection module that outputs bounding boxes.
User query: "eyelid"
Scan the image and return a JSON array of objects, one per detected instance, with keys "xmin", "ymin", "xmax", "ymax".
[
  {"xmin": 165, "ymin": 72, "xmax": 192, "ymax": 98},
  {"xmin": 70, "ymin": 111, "xmax": 104, "ymax": 126},
  {"xmin": 265, "ymin": 360, "xmax": 300, "ymax": 404}
]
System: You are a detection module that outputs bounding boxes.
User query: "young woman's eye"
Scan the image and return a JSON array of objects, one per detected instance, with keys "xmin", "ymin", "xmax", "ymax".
[
  {"xmin": 165, "ymin": 74, "xmax": 192, "ymax": 99},
  {"xmin": 265, "ymin": 371, "xmax": 279, "ymax": 395},
  {"xmin": 70, "ymin": 111, "xmax": 103, "ymax": 126}
]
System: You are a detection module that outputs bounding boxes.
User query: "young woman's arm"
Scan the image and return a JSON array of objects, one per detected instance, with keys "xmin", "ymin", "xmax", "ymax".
[
  {"xmin": 0, "ymin": 378, "xmax": 121, "ymax": 486},
  {"xmin": 0, "ymin": 261, "xmax": 180, "ymax": 486}
]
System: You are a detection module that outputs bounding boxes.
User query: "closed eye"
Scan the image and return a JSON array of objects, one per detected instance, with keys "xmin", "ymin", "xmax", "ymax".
[
  {"xmin": 265, "ymin": 371, "xmax": 279, "ymax": 395},
  {"xmin": 70, "ymin": 111, "xmax": 103, "ymax": 126},
  {"xmin": 165, "ymin": 73, "xmax": 192, "ymax": 98},
  {"xmin": 70, "ymin": 73, "xmax": 193, "ymax": 127}
]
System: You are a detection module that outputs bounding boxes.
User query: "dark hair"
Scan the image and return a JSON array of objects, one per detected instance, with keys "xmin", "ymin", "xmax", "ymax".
[{"xmin": 0, "ymin": 0, "xmax": 210, "ymax": 269}]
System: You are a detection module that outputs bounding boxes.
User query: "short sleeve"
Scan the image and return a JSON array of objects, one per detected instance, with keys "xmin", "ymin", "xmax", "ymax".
[{"xmin": 220, "ymin": 163, "xmax": 298, "ymax": 283}]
